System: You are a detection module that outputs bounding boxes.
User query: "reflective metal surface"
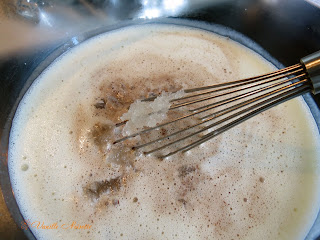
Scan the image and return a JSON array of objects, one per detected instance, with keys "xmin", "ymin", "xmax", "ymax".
[{"xmin": 0, "ymin": 0, "xmax": 320, "ymax": 239}]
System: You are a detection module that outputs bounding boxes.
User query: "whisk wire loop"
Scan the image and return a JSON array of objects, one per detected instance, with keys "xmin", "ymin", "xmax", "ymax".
[{"xmin": 114, "ymin": 51, "xmax": 320, "ymax": 158}]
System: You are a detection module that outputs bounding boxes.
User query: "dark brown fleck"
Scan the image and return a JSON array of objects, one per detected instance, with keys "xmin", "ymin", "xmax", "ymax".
[
  {"xmin": 178, "ymin": 199, "xmax": 187, "ymax": 205},
  {"xmin": 94, "ymin": 99, "xmax": 106, "ymax": 109},
  {"xmin": 178, "ymin": 165, "xmax": 196, "ymax": 178},
  {"xmin": 84, "ymin": 177, "xmax": 121, "ymax": 198}
]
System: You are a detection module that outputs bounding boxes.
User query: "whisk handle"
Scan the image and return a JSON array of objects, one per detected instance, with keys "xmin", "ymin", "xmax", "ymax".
[{"xmin": 301, "ymin": 50, "xmax": 320, "ymax": 95}]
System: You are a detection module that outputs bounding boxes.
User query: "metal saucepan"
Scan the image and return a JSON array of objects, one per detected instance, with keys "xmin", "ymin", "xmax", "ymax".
[{"xmin": 0, "ymin": 0, "xmax": 320, "ymax": 239}]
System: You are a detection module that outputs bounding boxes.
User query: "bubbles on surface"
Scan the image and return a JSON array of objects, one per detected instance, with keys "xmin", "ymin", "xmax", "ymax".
[
  {"xmin": 7, "ymin": 23, "xmax": 320, "ymax": 240},
  {"xmin": 21, "ymin": 164, "xmax": 29, "ymax": 171}
]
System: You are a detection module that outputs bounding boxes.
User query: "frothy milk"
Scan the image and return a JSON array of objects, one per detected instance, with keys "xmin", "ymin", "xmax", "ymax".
[{"xmin": 8, "ymin": 24, "xmax": 320, "ymax": 240}]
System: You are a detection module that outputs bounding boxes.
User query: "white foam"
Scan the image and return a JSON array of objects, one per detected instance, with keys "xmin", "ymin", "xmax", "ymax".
[
  {"xmin": 121, "ymin": 90, "xmax": 185, "ymax": 135},
  {"xmin": 8, "ymin": 23, "xmax": 320, "ymax": 240}
]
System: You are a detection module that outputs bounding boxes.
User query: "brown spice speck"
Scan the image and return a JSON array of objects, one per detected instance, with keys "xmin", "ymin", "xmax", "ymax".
[
  {"xmin": 94, "ymin": 99, "xmax": 106, "ymax": 109},
  {"xmin": 178, "ymin": 165, "xmax": 196, "ymax": 178}
]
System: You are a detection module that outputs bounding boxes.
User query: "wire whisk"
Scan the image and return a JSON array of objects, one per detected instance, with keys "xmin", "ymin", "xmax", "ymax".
[{"xmin": 114, "ymin": 51, "xmax": 320, "ymax": 158}]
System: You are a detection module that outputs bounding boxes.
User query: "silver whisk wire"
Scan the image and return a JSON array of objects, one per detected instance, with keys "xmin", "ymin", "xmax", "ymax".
[{"xmin": 114, "ymin": 51, "xmax": 320, "ymax": 158}]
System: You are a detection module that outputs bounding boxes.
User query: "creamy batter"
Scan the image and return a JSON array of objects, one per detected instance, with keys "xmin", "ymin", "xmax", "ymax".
[{"xmin": 8, "ymin": 24, "xmax": 320, "ymax": 240}]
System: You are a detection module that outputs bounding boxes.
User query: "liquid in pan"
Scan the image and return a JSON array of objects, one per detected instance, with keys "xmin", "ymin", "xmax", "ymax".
[{"xmin": 8, "ymin": 24, "xmax": 320, "ymax": 240}]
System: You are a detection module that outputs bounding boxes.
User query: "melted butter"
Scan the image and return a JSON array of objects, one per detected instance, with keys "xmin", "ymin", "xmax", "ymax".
[{"xmin": 8, "ymin": 24, "xmax": 320, "ymax": 240}]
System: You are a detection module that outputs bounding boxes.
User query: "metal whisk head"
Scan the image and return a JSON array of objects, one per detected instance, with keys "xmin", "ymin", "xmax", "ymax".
[{"xmin": 114, "ymin": 51, "xmax": 320, "ymax": 158}]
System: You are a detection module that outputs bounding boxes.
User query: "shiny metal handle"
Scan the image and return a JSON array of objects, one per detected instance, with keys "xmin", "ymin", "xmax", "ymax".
[{"xmin": 301, "ymin": 50, "xmax": 320, "ymax": 95}]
